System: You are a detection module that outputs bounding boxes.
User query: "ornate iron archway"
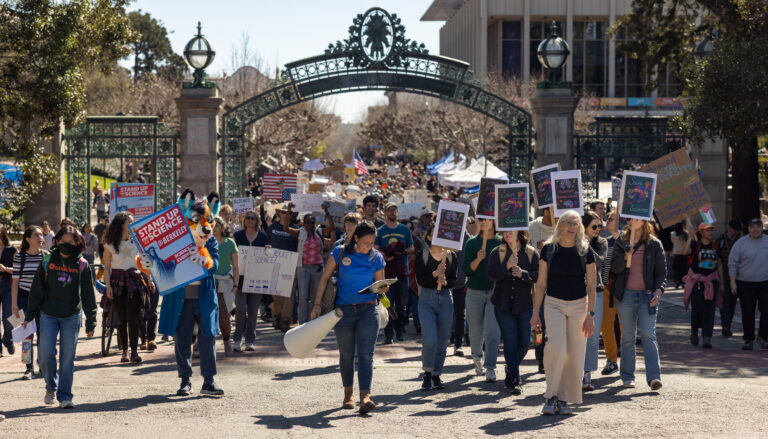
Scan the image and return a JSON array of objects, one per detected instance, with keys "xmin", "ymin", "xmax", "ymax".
[
  {"xmin": 62, "ymin": 116, "xmax": 179, "ymax": 226},
  {"xmin": 220, "ymin": 7, "xmax": 533, "ymax": 201}
]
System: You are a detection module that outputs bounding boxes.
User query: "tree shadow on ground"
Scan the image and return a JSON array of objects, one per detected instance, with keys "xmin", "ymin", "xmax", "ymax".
[
  {"xmin": 272, "ymin": 365, "xmax": 338, "ymax": 381},
  {"xmin": 2, "ymin": 393, "xmax": 198, "ymax": 419},
  {"xmin": 251, "ymin": 407, "xmax": 362, "ymax": 430}
]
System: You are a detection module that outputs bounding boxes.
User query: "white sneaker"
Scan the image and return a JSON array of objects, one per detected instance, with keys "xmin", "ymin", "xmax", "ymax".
[
  {"xmin": 59, "ymin": 400, "xmax": 75, "ymax": 409},
  {"xmin": 485, "ymin": 369, "xmax": 496, "ymax": 382},
  {"xmin": 44, "ymin": 390, "xmax": 55, "ymax": 405},
  {"xmin": 245, "ymin": 343, "xmax": 255, "ymax": 352},
  {"xmin": 582, "ymin": 372, "xmax": 594, "ymax": 391},
  {"xmin": 233, "ymin": 341, "xmax": 242, "ymax": 352},
  {"xmin": 623, "ymin": 380, "xmax": 636, "ymax": 388},
  {"xmin": 472, "ymin": 358, "xmax": 484, "ymax": 376}
]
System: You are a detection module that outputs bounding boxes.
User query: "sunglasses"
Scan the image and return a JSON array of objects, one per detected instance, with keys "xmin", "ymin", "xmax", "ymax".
[
  {"xmin": 245, "ymin": 216, "xmax": 257, "ymax": 220},
  {"xmin": 590, "ymin": 224, "xmax": 603, "ymax": 230}
]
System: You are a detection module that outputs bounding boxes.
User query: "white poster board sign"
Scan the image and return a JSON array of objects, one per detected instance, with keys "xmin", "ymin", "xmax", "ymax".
[
  {"xmin": 239, "ymin": 246, "xmax": 298, "ymax": 297},
  {"xmin": 431, "ymin": 200, "xmax": 470, "ymax": 251},
  {"xmin": 290, "ymin": 193, "xmax": 323, "ymax": 213},
  {"xmin": 551, "ymin": 170, "xmax": 584, "ymax": 217},
  {"xmin": 617, "ymin": 170, "xmax": 658, "ymax": 221},
  {"xmin": 396, "ymin": 202, "xmax": 424, "ymax": 220},
  {"xmin": 111, "ymin": 183, "xmax": 155, "ymax": 221},
  {"xmin": 403, "ymin": 189, "xmax": 429, "ymax": 207},
  {"xmin": 232, "ymin": 197, "xmax": 254, "ymax": 215}
]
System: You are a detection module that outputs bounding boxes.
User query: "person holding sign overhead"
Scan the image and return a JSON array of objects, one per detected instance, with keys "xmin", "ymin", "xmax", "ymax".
[
  {"xmin": 310, "ymin": 221, "xmax": 389, "ymax": 414},
  {"xmin": 531, "ymin": 210, "xmax": 596, "ymax": 416},
  {"xmin": 463, "ymin": 218, "xmax": 502, "ymax": 382},
  {"xmin": 414, "ymin": 224, "xmax": 458, "ymax": 391},
  {"xmin": 610, "ymin": 219, "xmax": 666, "ymax": 391}
]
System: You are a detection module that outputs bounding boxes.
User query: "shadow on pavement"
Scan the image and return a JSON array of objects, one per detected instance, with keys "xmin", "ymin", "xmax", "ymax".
[
  {"xmin": 251, "ymin": 407, "xmax": 360, "ymax": 430},
  {"xmin": 272, "ymin": 365, "xmax": 338, "ymax": 381},
  {"xmin": 2, "ymin": 393, "xmax": 197, "ymax": 419}
]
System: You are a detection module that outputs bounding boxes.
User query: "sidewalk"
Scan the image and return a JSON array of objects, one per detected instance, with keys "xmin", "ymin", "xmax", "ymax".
[{"xmin": 0, "ymin": 288, "xmax": 765, "ymax": 438}]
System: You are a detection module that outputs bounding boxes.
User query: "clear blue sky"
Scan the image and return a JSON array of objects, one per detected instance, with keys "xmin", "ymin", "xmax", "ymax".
[{"xmin": 127, "ymin": 0, "xmax": 443, "ymax": 122}]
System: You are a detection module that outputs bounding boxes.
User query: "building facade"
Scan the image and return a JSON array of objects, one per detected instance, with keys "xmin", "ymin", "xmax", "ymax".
[{"xmin": 422, "ymin": 0, "xmax": 682, "ymax": 110}]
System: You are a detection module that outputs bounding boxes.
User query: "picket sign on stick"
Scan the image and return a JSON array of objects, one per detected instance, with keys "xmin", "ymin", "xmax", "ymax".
[
  {"xmin": 627, "ymin": 225, "xmax": 637, "ymax": 269},
  {"xmin": 617, "ymin": 170, "xmax": 658, "ymax": 269},
  {"xmin": 435, "ymin": 247, "xmax": 448, "ymax": 290}
]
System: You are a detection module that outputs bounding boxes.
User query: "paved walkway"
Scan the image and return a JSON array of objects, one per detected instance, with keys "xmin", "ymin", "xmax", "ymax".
[{"xmin": 0, "ymin": 288, "xmax": 766, "ymax": 438}]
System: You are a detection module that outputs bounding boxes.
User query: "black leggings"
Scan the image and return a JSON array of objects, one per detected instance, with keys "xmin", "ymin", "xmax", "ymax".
[
  {"xmin": 114, "ymin": 296, "xmax": 140, "ymax": 352},
  {"xmin": 451, "ymin": 287, "xmax": 466, "ymax": 346}
]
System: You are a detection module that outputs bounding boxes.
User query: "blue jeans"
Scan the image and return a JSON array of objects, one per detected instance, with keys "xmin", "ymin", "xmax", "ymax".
[
  {"xmin": 407, "ymin": 288, "xmax": 420, "ymax": 328},
  {"xmin": 39, "ymin": 311, "xmax": 82, "ymax": 402},
  {"xmin": 466, "ymin": 288, "xmax": 500, "ymax": 370},
  {"xmin": 297, "ymin": 264, "xmax": 323, "ymax": 324},
  {"xmin": 174, "ymin": 299, "xmax": 217, "ymax": 383},
  {"xmin": 584, "ymin": 290, "xmax": 605, "ymax": 372},
  {"xmin": 384, "ymin": 278, "xmax": 409, "ymax": 338},
  {"xmin": 418, "ymin": 288, "xmax": 453, "ymax": 375},
  {"xmin": 616, "ymin": 288, "xmax": 661, "ymax": 383},
  {"xmin": 335, "ymin": 303, "xmax": 378, "ymax": 390},
  {"xmin": 494, "ymin": 307, "xmax": 532, "ymax": 381}
]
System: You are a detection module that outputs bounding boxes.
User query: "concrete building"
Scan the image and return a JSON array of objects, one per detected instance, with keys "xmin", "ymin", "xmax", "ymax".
[{"xmin": 421, "ymin": 0, "xmax": 681, "ymax": 108}]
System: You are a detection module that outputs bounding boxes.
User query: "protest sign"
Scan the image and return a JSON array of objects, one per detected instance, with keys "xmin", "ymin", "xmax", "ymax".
[
  {"xmin": 388, "ymin": 195, "xmax": 403, "ymax": 205},
  {"xmin": 396, "ymin": 202, "xmax": 424, "ymax": 220},
  {"xmin": 530, "ymin": 163, "xmax": 560, "ymax": 209},
  {"xmin": 344, "ymin": 167, "xmax": 357, "ymax": 182},
  {"xmin": 618, "ymin": 171, "xmax": 657, "ymax": 221},
  {"xmin": 239, "ymin": 246, "xmax": 298, "ymax": 297},
  {"xmin": 330, "ymin": 164, "xmax": 345, "ymax": 182},
  {"xmin": 477, "ymin": 177, "xmax": 508, "ymax": 219},
  {"xmin": 328, "ymin": 201, "xmax": 347, "ymax": 228},
  {"xmin": 639, "ymin": 148, "xmax": 711, "ymax": 228},
  {"xmin": 290, "ymin": 193, "xmax": 324, "ymax": 213},
  {"xmin": 700, "ymin": 206, "xmax": 716, "ymax": 224},
  {"xmin": 611, "ymin": 176, "xmax": 622, "ymax": 201},
  {"xmin": 129, "ymin": 204, "xmax": 207, "ymax": 295},
  {"xmin": 387, "ymin": 165, "xmax": 397, "ymax": 176},
  {"xmin": 308, "ymin": 183, "xmax": 323, "ymax": 193},
  {"xmin": 495, "ymin": 184, "xmax": 530, "ymax": 231},
  {"xmin": 551, "ymin": 170, "xmax": 584, "ymax": 217},
  {"xmin": 431, "ymin": 200, "xmax": 470, "ymax": 251},
  {"xmin": 110, "ymin": 183, "xmax": 155, "ymax": 221},
  {"xmin": 263, "ymin": 174, "xmax": 297, "ymax": 201},
  {"xmin": 232, "ymin": 197, "xmax": 254, "ymax": 215},
  {"xmin": 403, "ymin": 189, "xmax": 429, "ymax": 207}
]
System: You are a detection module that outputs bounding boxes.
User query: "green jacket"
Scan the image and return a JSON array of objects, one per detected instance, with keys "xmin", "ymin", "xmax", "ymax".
[
  {"xmin": 462, "ymin": 234, "xmax": 501, "ymax": 291},
  {"xmin": 25, "ymin": 249, "xmax": 98, "ymax": 332}
]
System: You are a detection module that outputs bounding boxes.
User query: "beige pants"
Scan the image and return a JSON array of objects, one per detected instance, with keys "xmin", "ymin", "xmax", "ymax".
[{"xmin": 543, "ymin": 295, "xmax": 588, "ymax": 404}]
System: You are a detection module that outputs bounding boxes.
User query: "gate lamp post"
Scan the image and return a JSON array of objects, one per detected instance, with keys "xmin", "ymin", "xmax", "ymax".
[
  {"xmin": 536, "ymin": 21, "xmax": 570, "ymax": 88},
  {"xmin": 183, "ymin": 22, "xmax": 216, "ymax": 88},
  {"xmin": 693, "ymin": 28, "xmax": 718, "ymax": 61}
]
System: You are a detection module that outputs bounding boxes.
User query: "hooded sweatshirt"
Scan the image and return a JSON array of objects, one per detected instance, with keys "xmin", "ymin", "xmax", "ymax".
[{"xmin": 25, "ymin": 249, "xmax": 97, "ymax": 332}]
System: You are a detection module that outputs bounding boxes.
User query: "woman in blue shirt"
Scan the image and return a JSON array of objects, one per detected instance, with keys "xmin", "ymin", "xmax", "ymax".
[{"xmin": 311, "ymin": 221, "xmax": 388, "ymax": 415}]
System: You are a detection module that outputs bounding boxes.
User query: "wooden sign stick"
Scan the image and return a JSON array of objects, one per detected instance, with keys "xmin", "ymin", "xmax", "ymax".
[
  {"xmin": 626, "ymin": 223, "xmax": 637, "ymax": 268},
  {"xmin": 481, "ymin": 220, "xmax": 490, "ymax": 252},
  {"xmin": 549, "ymin": 206, "xmax": 555, "ymax": 222},
  {"xmin": 435, "ymin": 246, "xmax": 448, "ymax": 290}
]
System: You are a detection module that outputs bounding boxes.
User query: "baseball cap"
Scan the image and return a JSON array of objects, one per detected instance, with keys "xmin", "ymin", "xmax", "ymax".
[
  {"xmin": 421, "ymin": 209, "xmax": 434, "ymax": 217},
  {"xmin": 698, "ymin": 223, "xmax": 715, "ymax": 232},
  {"xmin": 383, "ymin": 202, "xmax": 398, "ymax": 211},
  {"xmin": 747, "ymin": 218, "xmax": 762, "ymax": 227}
]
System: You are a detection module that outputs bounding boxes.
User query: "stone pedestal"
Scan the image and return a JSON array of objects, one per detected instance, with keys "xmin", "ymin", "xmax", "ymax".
[
  {"xmin": 25, "ymin": 123, "xmax": 65, "ymax": 227},
  {"xmin": 176, "ymin": 86, "xmax": 223, "ymax": 198},
  {"xmin": 530, "ymin": 86, "xmax": 579, "ymax": 170},
  {"xmin": 692, "ymin": 138, "xmax": 729, "ymax": 234}
]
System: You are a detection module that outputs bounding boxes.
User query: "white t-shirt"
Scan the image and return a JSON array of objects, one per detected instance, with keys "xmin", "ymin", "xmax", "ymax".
[
  {"xmin": 42, "ymin": 231, "xmax": 55, "ymax": 250},
  {"xmin": 105, "ymin": 240, "xmax": 138, "ymax": 270}
]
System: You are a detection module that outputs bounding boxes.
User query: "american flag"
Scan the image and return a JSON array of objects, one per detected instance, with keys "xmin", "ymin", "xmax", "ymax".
[
  {"xmin": 262, "ymin": 173, "xmax": 297, "ymax": 201},
  {"xmin": 353, "ymin": 149, "xmax": 369, "ymax": 176}
]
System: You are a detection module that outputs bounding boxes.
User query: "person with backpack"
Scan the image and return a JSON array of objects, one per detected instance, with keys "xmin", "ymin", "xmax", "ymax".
[
  {"xmin": 310, "ymin": 221, "xmax": 388, "ymax": 415},
  {"xmin": 683, "ymin": 223, "xmax": 724, "ymax": 349},
  {"xmin": 610, "ymin": 218, "xmax": 666, "ymax": 391},
  {"xmin": 531, "ymin": 210, "xmax": 596, "ymax": 416},
  {"xmin": 23, "ymin": 225, "xmax": 97, "ymax": 409},
  {"xmin": 11, "ymin": 226, "xmax": 47, "ymax": 379},
  {"xmin": 582, "ymin": 212, "xmax": 608, "ymax": 391},
  {"xmin": 487, "ymin": 230, "xmax": 539, "ymax": 395},
  {"xmin": 103, "ymin": 212, "xmax": 151, "ymax": 364},
  {"xmin": 415, "ymin": 224, "xmax": 458, "ymax": 391}
]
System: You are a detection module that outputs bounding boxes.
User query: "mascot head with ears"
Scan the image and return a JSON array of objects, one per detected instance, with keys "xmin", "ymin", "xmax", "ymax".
[{"xmin": 178, "ymin": 189, "xmax": 217, "ymax": 270}]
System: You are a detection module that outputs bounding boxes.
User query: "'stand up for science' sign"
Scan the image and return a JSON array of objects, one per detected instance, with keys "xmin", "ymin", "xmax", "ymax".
[{"xmin": 130, "ymin": 204, "xmax": 207, "ymax": 295}]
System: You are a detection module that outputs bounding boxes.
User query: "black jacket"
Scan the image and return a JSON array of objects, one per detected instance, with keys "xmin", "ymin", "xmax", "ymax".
[
  {"xmin": 610, "ymin": 235, "xmax": 667, "ymax": 302},
  {"xmin": 486, "ymin": 243, "xmax": 539, "ymax": 315}
]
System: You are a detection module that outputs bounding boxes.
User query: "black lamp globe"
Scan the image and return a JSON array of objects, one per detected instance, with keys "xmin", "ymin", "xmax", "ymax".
[
  {"xmin": 693, "ymin": 36, "xmax": 714, "ymax": 61},
  {"xmin": 537, "ymin": 22, "xmax": 570, "ymax": 85},
  {"xmin": 183, "ymin": 22, "xmax": 215, "ymax": 87}
]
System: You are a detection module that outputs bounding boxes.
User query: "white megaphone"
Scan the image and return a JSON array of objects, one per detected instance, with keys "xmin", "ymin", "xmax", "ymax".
[{"xmin": 283, "ymin": 308, "xmax": 344, "ymax": 358}]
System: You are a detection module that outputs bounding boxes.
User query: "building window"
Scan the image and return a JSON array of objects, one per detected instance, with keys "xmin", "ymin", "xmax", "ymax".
[
  {"xmin": 658, "ymin": 64, "xmax": 682, "ymax": 97},
  {"xmin": 614, "ymin": 30, "xmax": 648, "ymax": 98},
  {"xmin": 530, "ymin": 21, "xmax": 565, "ymax": 81},
  {"xmin": 502, "ymin": 21, "xmax": 522, "ymax": 78},
  {"xmin": 572, "ymin": 21, "xmax": 608, "ymax": 96}
]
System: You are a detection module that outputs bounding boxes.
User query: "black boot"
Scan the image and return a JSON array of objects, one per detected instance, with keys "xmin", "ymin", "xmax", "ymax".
[
  {"xmin": 421, "ymin": 372, "xmax": 433, "ymax": 391},
  {"xmin": 431, "ymin": 375, "xmax": 444, "ymax": 390}
]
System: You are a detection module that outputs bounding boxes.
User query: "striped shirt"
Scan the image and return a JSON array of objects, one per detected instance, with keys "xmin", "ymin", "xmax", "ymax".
[{"xmin": 12, "ymin": 251, "xmax": 47, "ymax": 293}]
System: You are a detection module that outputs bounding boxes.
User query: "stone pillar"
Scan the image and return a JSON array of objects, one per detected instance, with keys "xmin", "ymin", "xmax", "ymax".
[
  {"xmin": 530, "ymin": 87, "xmax": 579, "ymax": 169},
  {"xmin": 175, "ymin": 86, "xmax": 223, "ymax": 197},
  {"xmin": 692, "ymin": 138, "xmax": 729, "ymax": 235},
  {"xmin": 25, "ymin": 123, "xmax": 65, "ymax": 227}
]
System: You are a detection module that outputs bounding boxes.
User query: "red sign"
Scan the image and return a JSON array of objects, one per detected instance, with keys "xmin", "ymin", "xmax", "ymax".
[
  {"xmin": 134, "ymin": 205, "xmax": 188, "ymax": 251},
  {"xmin": 117, "ymin": 184, "xmax": 154, "ymax": 198}
]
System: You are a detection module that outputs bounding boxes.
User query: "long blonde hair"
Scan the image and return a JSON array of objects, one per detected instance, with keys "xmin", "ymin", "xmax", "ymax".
[{"xmin": 546, "ymin": 210, "xmax": 588, "ymax": 256}]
